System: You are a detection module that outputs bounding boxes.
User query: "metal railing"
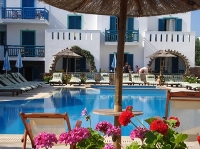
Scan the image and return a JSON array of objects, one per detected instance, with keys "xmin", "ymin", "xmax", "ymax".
[
  {"xmin": 105, "ymin": 29, "xmax": 139, "ymax": 42},
  {"xmin": 2, "ymin": 7, "xmax": 49, "ymax": 21},
  {"xmin": 4, "ymin": 45, "xmax": 45, "ymax": 57}
]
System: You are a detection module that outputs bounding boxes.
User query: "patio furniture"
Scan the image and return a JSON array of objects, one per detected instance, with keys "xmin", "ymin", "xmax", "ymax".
[
  {"xmin": 69, "ymin": 73, "xmax": 81, "ymax": 86},
  {"xmin": 131, "ymin": 74, "xmax": 144, "ymax": 85},
  {"xmin": 123, "ymin": 73, "xmax": 132, "ymax": 85},
  {"xmin": 85, "ymin": 73, "xmax": 96, "ymax": 84},
  {"xmin": 49, "ymin": 73, "xmax": 63, "ymax": 86},
  {"xmin": 0, "ymin": 84, "xmax": 22, "ymax": 96},
  {"xmin": 163, "ymin": 75, "xmax": 179, "ymax": 87},
  {"xmin": 145, "ymin": 75, "xmax": 159, "ymax": 85},
  {"xmin": 99, "ymin": 73, "xmax": 110, "ymax": 85},
  {"xmin": 20, "ymin": 112, "xmax": 82, "ymax": 149}
]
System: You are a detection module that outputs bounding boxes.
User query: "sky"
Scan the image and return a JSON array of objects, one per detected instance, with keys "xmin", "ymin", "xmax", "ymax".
[{"xmin": 191, "ymin": 10, "xmax": 200, "ymax": 37}]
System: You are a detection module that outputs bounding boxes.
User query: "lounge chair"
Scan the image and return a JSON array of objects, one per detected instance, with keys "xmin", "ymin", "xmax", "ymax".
[
  {"xmin": 85, "ymin": 73, "xmax": 96, "ymax": 84},
  {"xmin": 69, "ymin": 73, "xmax": 81, "ymax": 86},
  {"xmin": 0, "ymin": 84, "xmax": 22, "ymax": 96},
  {"xmin": 131, "ymin": 74, "xmax": 144, "ymax": 85},
  {"xmin": 163, "ymin": 75, "xmax": 179, "ymax": 87},
  {"xmin": 123, "ymin": 73, "xmax": 132, "ymax": 85},
  {"xmin": 20, "ymin": 112, "xmax": 82, "ymax": 149},
  {"xmin": 145, "ymin": 74, "xmax": 159, "ymax": 85},
  {"xmin": 173, "ymin": 75, "xmax": 189, "ymax": 87},
  {"xmin": 99, "ymin": 73, "xmax": 110, "ymax": 85},
  {"xmin": 49, "ymin": 73, "xmax": 63, "ymax": 86}
]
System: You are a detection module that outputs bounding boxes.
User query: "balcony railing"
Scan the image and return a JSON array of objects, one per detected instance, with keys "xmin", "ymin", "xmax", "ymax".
[
  {"xmin": 2, "ymin": 7, "xmax": 49, "ymax": 21},
  {"xmin": 4, "ymin": 45, "xmax": 45, "ymax": 57},
  {"xmin": 105, "ymin": 29, "xmax": 139, "ymax": 42}
]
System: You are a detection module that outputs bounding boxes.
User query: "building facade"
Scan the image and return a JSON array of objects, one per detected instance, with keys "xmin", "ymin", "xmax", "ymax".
[{"xmin": 0, "ymin": 0, "xmax": 195, "ymax": 80}]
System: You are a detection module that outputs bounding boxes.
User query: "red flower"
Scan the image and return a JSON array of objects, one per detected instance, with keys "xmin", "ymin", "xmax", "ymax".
[
  {"xmin": 126, "ymin": 106, "xmax": 133, "ymax": 111},
  {"xmin": 197, "ymin": 135, "xmax": 200, "ymax": 144},
  {"xmin": 150, "ymin": 119, "xmax": 168, "ymax": 136},
  {"xmin": 119, "ymin": 111, "xmax": 134, "ymax": 126},
  {"xmin": 168, "ymin": 116, "xmax": 180, "ymax": 127}
]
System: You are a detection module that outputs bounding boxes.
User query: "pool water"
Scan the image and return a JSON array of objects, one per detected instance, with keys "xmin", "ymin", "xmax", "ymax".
[{"xmin": 0, "ymin": 86, "xmax": 167, "ymax": 136}]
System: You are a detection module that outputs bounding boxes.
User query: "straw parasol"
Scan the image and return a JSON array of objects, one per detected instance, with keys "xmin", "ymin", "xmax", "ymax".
[
  {"xmin": 38, "ymin": 0, "xmax": 200, "ymax": 148},
  {"xmin": 146, "ymin": 50, "xmax": 177, "ymax": 76},
  {"xmin": 53, "ymin": 48, "xmax": 82, "ymax": 74}
]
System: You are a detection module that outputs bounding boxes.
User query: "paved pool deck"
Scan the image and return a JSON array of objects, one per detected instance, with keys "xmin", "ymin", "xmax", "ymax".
[{"xmin": 0, "ymin": 84, "xmax": 199, "ymax": 149}]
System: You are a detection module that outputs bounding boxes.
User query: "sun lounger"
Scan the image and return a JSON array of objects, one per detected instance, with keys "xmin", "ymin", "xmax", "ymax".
[
  {"xmin": 99, "ymin": 73, "xmax": 110, "ymax": 85},
  {"xmin": 49, "ymin": 73, "xmax": 63, "ymax": 86},
  {"xmin": 123, "ymin": 73, "xmax": 132, "ymax": 85},
  {"xmin": 20, "ymin": 112, "xmax": 82, "ymax": 149},
  {"xmin": 85, "ymin": 73, "xmax": 96, "ymax": 84},
  {"xmin": 163, "ymin": 75, "xmax": 179, "ymax": 87},
  {"xmin": 145, "ymin": 74, "xmax": 159, "ymax": 85},
  {"xmin": 185, "ymin": 83, "xmax": 200, "ymax": 91},
  {"xmin": 69, "ymin": 73, "xmax": 81, "ymax": 86},
  {"xmin": 131, "ymin": 74, "xmax": 144, "ymax": 85},
  {"xmin": 0, "ymin": 84, "xmax": 22, "ymax": 96}
]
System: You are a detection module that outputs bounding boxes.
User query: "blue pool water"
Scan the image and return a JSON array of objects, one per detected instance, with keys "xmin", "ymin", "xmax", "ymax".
[{"xmin": 0, "ymin": 86, "xmax": 167, "ymax": 136}]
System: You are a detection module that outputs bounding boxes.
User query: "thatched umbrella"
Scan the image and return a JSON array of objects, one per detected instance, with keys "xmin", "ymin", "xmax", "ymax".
[
  {"xmin": 38, "ymin": 0, "xmax": 200, "ymax": 148},
  {"xmin": 53, "ymin": 48, "xmax": 82, "ymax": 74},
  {"xmin": 146, "ymin": 50, "xmax": 177, "ymax": 76}
]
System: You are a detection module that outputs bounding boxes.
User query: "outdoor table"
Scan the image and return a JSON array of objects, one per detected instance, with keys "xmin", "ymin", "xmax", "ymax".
[{"xmin": 93, "ymin": 109, "xmax": 143, "ymax": 116}]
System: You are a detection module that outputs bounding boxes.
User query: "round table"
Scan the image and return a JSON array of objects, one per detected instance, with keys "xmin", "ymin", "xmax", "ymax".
[{"xmin": 93, "ymin": 109, "xmax": 143, "ymax": 116}]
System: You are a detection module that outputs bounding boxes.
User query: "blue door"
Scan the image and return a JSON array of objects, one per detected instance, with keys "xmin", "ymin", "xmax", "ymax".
[
  {"xmin": 22, "ymin": 31, "xmax": 35, "ymax": 57},
  {"xmin": 155, "ymin": 58, "xmax": 160, "ymax": 73},
  {"xmin": 172, "ymin": 57, "xmax": 179, "ymax": 73},
  {"xmin": 22, "ymin": 0, "xmax": 35, "ymax": 19}
]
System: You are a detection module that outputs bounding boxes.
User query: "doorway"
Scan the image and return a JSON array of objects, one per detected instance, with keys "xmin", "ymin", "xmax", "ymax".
[{"xmin": 24, "ymin": 67, "xmax": 32, "ymax": 81}]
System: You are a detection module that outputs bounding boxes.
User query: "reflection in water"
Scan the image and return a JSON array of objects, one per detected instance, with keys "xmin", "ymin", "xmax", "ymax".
[{"xmin": 0, "ymin": 88, "xmax": 167, "ymax": 136}]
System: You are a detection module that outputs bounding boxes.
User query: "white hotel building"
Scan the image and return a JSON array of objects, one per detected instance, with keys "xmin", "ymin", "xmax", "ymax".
[{"xmin": 0, "ymin": 0, "xmax": 195, "ymax": 80}]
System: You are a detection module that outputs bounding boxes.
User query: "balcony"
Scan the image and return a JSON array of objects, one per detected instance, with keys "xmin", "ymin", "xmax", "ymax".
[
  {"xmin": 2, "ymin": 7, "xmax": 49, "ymax": 24},
  {"xmin": 105, "ymin": 29, "xmax": 139, "ymax": 45},
  {"xmin": 4, "ymin": 45, "xmax": 45, "ymax": 57}
]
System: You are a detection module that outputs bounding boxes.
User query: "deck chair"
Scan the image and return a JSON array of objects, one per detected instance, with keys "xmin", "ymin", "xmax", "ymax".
[
  {"xmin": 85, "ymin": 73, "xmax": 96, "ymax": 84},
  {"xmin": 0, "ymin": 84, "xmax": 22, "ymax": 96},
  {"xmin": 16, "ymin": 73, "xmax": 45, "ymax": 85},
  {"xmin": 49, "ymin": 73, "xmax": 63, "ymax": 86},
  {"xmin": 123, "ymin": 73, "xmax": 132, "ymax": 85},
  {"xmin": 99, "ymin": 73, "xmax": 110, "ymax": 85},
  {"xmin": 163, "ymin": 75, "xmax": 179, "ymax": 87},
  {"xmin": 69, "ymin": 73, "xmax": 81, "ymax": 86},
  {"xmin": 131, "ymin": 74, "xmax": 144, "ymax": 85},
  {"xmin": 145, "ymin": 74, "xmax": 159, "ymax": 85},
  {"xmin": 20, "ymin": 112, "xmax": 82, "ymax": 149}
]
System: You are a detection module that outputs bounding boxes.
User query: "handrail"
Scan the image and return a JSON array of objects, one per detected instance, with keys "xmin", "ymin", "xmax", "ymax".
[
  {"xmin": 105, "ymin": 29, "xmax": 139, "ymax": 42},
  {"xmin": 2, "ymin": 7, "xmax": 49, "ymax": 21},
  {"xmin": 4, "ymin": 45, "xmax": 45, "ymax": 57}
]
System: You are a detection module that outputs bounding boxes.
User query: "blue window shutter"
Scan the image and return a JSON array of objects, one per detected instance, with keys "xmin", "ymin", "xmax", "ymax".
[
  {"xmin": 109, "ymin": 54, "xmax": 114, "ymax": 70},
  {"xmin": 158, "ymin": 19, "xmax": 165, "ymax": 31},
  {"xmin": 22, "ymin": 0, "xmax": 34, "ymax": 7},
  {"xmin": 75, "ymin": 16, "xmax": 81, "ymax": 29},
  {"xmin": 127, "ymin": 17, "xmax": 134, "ymax": 30},
  {"xmin": 110, "ymin": 16, "xmax": 116, "ymax": 30},
  {"xmin": 22, "ymin": 31, "xmax": 35, "ymax": 45},
  {"xmin": 127, "ymin": 54, "xmax": 133, "ymax": 70},
  {"xmin": 63, "ymin": 58, "xmax": 66, "ymax": 71},
  {"xmin": 175, "ymin": 18, "xmax": 182, "ymax": 31},
  {"xmin": 80, "ymin": 57, "xmax": 86, "ymax": 71},
  {"xmin": 68, "ymin": 16, "xmax": 74, "ymax": 29}
]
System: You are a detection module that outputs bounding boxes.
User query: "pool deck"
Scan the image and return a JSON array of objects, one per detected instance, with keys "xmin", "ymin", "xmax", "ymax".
[{"xmin": 0, "ymin": 84, "xmax": 199, "ymax": 149}]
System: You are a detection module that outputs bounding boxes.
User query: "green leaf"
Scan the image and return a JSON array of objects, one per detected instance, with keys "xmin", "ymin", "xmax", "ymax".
[
  {"xmin": 145, "ymin": 131, "xmax": 158, "ymax": 144},
  {"xmin": 174, "ymin": 134, "xmax": 188, "ymax": 143},
  {"xmin": 145, "ymin": 117, "xmax": 157, "ymax": 125},
  {"xmin": 162, "ymin": 144, "xmax": 171, "ymax": 149},
  {"xmin": 126, "ymin": 142, "xmax": 141, "ymax": 149}
]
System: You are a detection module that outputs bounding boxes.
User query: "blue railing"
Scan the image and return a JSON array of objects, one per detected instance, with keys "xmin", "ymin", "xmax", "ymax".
[
  {"xmin": 2, "ymin": 7, "xmax": 49, "ymax": 21},
  {"xmin": 4, "ymin": 45, "xmax": 45, "ymax": 57},
  {"xmin": 105, "ymin": 29, "xmax": 139, "ymax": 42}
]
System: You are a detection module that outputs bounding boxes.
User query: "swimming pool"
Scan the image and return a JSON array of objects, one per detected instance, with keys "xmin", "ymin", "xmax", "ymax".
[{"xmin": 0, "ymin": 86, "xmax": 167, "ymax": 136}]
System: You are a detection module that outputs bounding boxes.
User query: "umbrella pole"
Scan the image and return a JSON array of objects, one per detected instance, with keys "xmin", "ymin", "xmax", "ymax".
[{"xmin": 114, "ymin": 0, "xmax": 128, "ymax": 149}]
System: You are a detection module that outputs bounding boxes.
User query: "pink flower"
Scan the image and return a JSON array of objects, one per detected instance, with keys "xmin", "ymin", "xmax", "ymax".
[
  {"xmin": 130, "ymin": 126, "xmax": 148, "ymax": 141},
  {"xmin": 106, "ymin": 125, "xmax": 121, "ymax": 137},
  {"xmin": 81, "ymin": 108, "xmax": 87, "ymax": 116},
  {"xmin": 34, "ymin": 132, "xmax": 58, "ymax": 149},
  {"xmin": 103, "ymin": 143, "xmax": 116, "ymax": 149},
  {"xmin": 95, "ymin": 121, "xmax": 113, "ymax": 134},
  {"xmin": 58, "ymin": 127, "xmax": 90, "ymax": 145}
]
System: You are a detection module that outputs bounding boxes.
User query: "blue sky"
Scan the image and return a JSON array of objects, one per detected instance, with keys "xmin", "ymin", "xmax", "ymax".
[{"xmin": 191, "ymin": 10, "xmax": 200, "ymax": 37}]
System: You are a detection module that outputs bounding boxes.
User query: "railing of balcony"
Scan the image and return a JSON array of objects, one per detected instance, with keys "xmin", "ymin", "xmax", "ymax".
[
  {"xmin": 2, "ymin": 7, "xmax": 49, "ymax": 21},
  {"xmin": 105, "ymin": 29, "xmax": 139, "ymax": 42},
  {"xmin": 4, "ymin": 45, "xmax": 45, "ymax": 57}
]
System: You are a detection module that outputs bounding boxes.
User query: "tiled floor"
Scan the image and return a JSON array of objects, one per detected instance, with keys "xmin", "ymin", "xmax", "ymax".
[{"xmin": 0, "ymin": 84, "xmax": 199, "ymax": 148}]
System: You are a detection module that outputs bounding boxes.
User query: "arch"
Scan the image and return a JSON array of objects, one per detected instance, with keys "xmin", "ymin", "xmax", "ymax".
[
  {"xmin": 147, "ymin": 49, "xmax": 190, "ymax": 75},
  {"xmin": 49, "ymin": 46, "xmax": 97, "ymax": 73}
]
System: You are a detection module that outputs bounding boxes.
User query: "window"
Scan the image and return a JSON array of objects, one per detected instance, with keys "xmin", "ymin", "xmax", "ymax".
[
  {"xmin": 158, "ymin": 18, "xmax": 182, "ymax": 31},
  {"xmin": 110, "ymin": 16, "xmax": 134, "ymax": 30},
  {"xmin": 0, "ymin": 32, "xmax": 6, "ymax": 45},
  {"xmin": 68, "ymin": 16, "xmax": 81, "ymax": 29}
]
